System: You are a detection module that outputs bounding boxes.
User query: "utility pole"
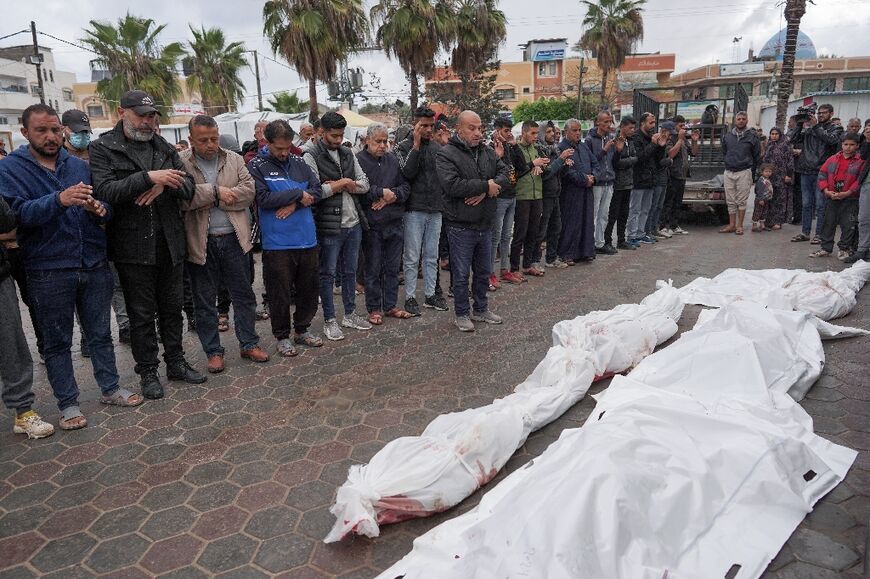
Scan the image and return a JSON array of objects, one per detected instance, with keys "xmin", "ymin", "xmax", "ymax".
[
  {"xmin": 30, "ymin": 21, "xmax": 45, "ymax": 105},
  {"xmin": 250, "ymin": 50, "xmax": 263, "ymax": 112},
  {"xmin": 576, "ymin": 56, "xmax": 587, "ymax": 119}
]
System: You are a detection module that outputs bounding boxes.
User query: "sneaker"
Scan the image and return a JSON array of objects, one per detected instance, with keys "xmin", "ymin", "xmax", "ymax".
[
  {"xmin": 255, "ymin": 304, "xmax": 270, "ymax": 321},
  {"xmin": 617, "ymin": 241, "xmax": 637, "ymax": 250},
  {"xmin": 342, "ymin": 312, "xmax": 373, "ymax": 331},
  {"xmin": 595, "ymin": 246, "xmax": 607, "ymax": 254},
  {"xmin": 332, "ymin": 285, "xmax": 342, "ymax": 295},
  {"xmin": 424, "ymin": 294, "xmax": 449, "ymax": 311},
  {"xmin": 13, "ymin": 410, "xmax": 55, "ymax": 439},
  {"xmin": 810, "ymin": 236, "xmax": 821, "ymax": 245},
  {"xmin": 447, "ymin": 286, "xmax": 454, "ymax": 298},
  {"xmin": 531, "ymin": 262, "xmax": 546, "ymax": 272},
  {"xmin": 470, "ymin": 310, "xmax": 503, "ymax": 325},
  {"xmin": 837, "ymin": 250, "xmax": 850, "ymax": 261},
  {"xmin": 488, "ymin": 274, "xmax": 501, "ymax": 290},
  {"xmin": 651, "ymin": 231, "xmax": 667, "ymax": 240},
  {"xmin": 324, "ymin": 318, "xmax": 345, "ymax": 340},
  {"xmin": 404, "ymin": 297, "xmax": 422, "ymax": 317},
  {"xmin": 844, "ymin": 250, "xmax": 868, "ymax": 264},
  {"xmin": 639, "ymin": 234, "xmax": 656, "ymax": 244},
  {"xmin": 659, "ymin": 228, "xmax": 674, "ymax": 238},
  {"xmin": 167, "ymin": 359, "xmax": 207, "ymax": 384},
  {"xmin": 140, "ymin": 369, "xmax": 164, "ymax": 400},
  {"xmin": 809, "ymin": 249, "xmax": 831, "ymax": 258},
  {"xmin": 601, "ymin": 244, "xmax": 618, "ymax": 255},
  {"xmin": 673, "ymin": 226, "xmax": 688, "ymax": 235},
  {"xmin": 455, "ymin": 315, "xmax": 475, "ymax": 332}
]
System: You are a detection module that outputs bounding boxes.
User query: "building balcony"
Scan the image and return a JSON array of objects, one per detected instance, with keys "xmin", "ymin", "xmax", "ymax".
[{"xmin": 0, "ymin": 91, "xmax": 38, "ymax": 111}]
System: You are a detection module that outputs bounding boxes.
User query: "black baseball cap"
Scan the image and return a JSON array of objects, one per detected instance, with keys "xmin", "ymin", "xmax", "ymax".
[
  {"xmin": 61, "ymin": 109, "xmax": 91, "ymax": 133},
  {"xmin": 120, "ymin": 90, "xmax": 161, "ymax": 115}
]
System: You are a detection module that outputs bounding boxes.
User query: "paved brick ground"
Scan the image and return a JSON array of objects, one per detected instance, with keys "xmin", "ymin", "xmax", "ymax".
[{"xmin": 0, "ymin": 216, "xmax": 867, "ymax": 578}]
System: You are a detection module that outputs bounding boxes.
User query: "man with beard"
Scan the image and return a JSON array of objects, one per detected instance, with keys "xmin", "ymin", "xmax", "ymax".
[{"xmin": 91, "ymin": 90, "xmax": 206, "ymax": 400}]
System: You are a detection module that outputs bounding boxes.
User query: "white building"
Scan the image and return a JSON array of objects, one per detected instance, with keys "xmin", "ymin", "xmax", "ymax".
[{"xmin": 0, "ymin": 45, "xmax": 77, "ymax": 149}]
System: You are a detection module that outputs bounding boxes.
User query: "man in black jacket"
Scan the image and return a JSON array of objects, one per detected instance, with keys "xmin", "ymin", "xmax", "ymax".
[
  {"xmin": 533, "ymin": 121, "xmax": 571, "ymax": 267},
  {"xmin": 91, "ymin": 90, "xmax": 207, "ymax": 399},
  {"xmin": 302, "ymin": 112, "xmax": 371, "ymax": 341},
  {"xmin": 394, "ymin": 106, "xmax": 447, "ymax": 315},
  {"xmin": 720, "ymin": 111, "xmax": 760, "ymax": 235},
  {"xmin": 0, "ymin": 196, "xmax": 54, "ymax": 439},
  {"xmin": 436, "ymin": 111, "xmax": 510, "ymax": 332},
  {"xmin": 605, "ymin": 116, "xmax": 639, "ymax": 251},
  {"xmin": 627, "ymin": 113, "xmax": 668, "ymax": 246},
  {"xmin": 793, "ymin": 103, "xmax": 844, "ymax": 242}
]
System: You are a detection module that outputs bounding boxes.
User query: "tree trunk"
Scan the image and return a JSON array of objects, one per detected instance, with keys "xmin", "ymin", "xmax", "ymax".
[
  {"xmin": 600, "ymin": 69, "xmax": 608, "ymax": 107},
  {"xmin": 409, "ymin": 69, "xmax": 419, "ymax": 112},
  {"xmin": 775, "ymin": 0, "xmax": 806, "ymax": 128},
  {"xmin": 308, "ymin": 78, "xmax": 319, "ymax": 122}
]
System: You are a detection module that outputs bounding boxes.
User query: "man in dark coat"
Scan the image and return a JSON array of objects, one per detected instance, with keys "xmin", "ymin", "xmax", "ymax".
[{"xmin": 91, "ymin": 90, "xmax": 207, "ymax": 399}]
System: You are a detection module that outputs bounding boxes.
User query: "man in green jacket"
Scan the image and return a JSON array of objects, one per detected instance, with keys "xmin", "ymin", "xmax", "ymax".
[{"xmin": 509, "ymin": 120, "xmax": 569, "ymax": 277}]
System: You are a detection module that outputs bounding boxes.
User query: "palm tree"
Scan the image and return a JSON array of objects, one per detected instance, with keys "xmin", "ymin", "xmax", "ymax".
[
  {"xmin": 184, "ymin": 26, "xmax": 248, "ymax": 115},
  {"xmin": 775, "ymin": 0, "xmax": 807, "ymax": 128},
  {"xmin": 578, "ymin": 0, "xmax": 645, "ymax": 106},
  {"xmin": 266, "ymin": 90, "xmax": 310, "ymax": 113},
  {"xmin": 450, "ymin": 0, "xmax": 507, "ymax": 78},
  {"xmin": 370, "ymin": 0, "xmax": 454, "ymax": 110},
  {"xmin": 81, "ymin": 13, "xmax": 186, "ymax": 113},
  {"xmin": 263, "ymin": 0, "xmax": 369, "ymax": 121}
]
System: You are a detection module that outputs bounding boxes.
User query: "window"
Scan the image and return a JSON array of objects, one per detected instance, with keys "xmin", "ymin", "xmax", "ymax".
[
  {"xmin": 537, "ymin": 62, "xmax": 557, "ymax": 77},
  {"xmin": 801, "ymin": 78, "xmax": 835, "ymax": 94},
  {"xmin": 30, "ymin": 83, "xmax": 40, "ymax": 96},
  {"xmin": 522, "ymin": 87, "xmax": 531, "ymax": 94},
  {"xmin": 63, "ymin": 88, "xmax": 74, "ymax": 102},
  {"xmin": 0, "ymin": 117, "xmax": 8, "ymax": 125},
  {"xmin": 721, "ymin": 82, "xmax": 753, "ymax": 99},
  {"xmin": 42, "ymin": 69, "xmax": 47, "ymax": 81},
  {"xmin": 495, "ymin": 88, "xmax": 516, "ymax": 101},
  {"xmin": 87, "ymin": 104, "xmax": 105, "ymax": 118},
  {"xmin": 49, "ymin": 70, "xmax": 54, "ymax": 83},
  {"xmin": 565, "ymin": 85, "xmax": 576, "ymax": 92},
  {"xmin": 843, "ymin": 77, "xmax": 870, "ymax": 91},
  {"xmin": 54, "ymin": 100, "xmax": 59, "ymax": 111}
]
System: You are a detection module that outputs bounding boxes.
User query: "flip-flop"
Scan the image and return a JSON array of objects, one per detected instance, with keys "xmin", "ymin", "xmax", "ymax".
[
  {"xmin": 386, "ymin": 308, "xmax": 413, "ymax": 319},
  {"xmin": 101, "ymin": 388, "xmax": 144, "ymax": 407},
  {"xmin": 368, "ymin": 312, "xmax": 384, "ymax": 325},
  {"xmin": 735, "ymin": 228, "xmax": 744, "ymax": 235},
  {"xmin": 217, "ymin": 314, "xmax": 229, "ymax": 332}
]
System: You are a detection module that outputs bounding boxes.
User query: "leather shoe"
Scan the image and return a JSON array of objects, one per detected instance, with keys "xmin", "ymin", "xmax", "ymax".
[
  {"xmin": 167, "ymin": 360, "xmax": 207, "ymax": 384},
  {"xmin": 207, "ymin": 355, "xmax": 225, "ymax": 374},
  {"xmin": 240, "ymin": 346, "xmax": 270, "ymax": 363},
  {"xmin": 140, "ymin": 369, "xmax": 164, "ymax": 400}
]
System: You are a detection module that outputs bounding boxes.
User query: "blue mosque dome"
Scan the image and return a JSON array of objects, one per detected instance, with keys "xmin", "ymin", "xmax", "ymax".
[{"xmin": 758, "ymin": 29, "xmax": 817, "ymax": 61}]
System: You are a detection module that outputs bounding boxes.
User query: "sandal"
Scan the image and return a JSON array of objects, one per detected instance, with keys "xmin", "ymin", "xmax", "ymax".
[
  {"xmin": 523, "ymin": 267, "xmax": 545, "ymax": 277},
  {"xmin": 59, "ymin": 406, "xmax": 87, "ymax": 431},
  {"xmin": 293, "ymin": 331, "xmax": 323, "ymax": 348},
  {"xmin": 791, "ymin": 233, "xmax": 810, "ymax": 242},
  {"xmin": 810, "ymin": 236, "xmax": 821, "ymax": 245},
  {"xmin": 368, "ymin": 311, "xmax": 384, "ymax": 325},
  {"xmin": 100, "ymin": 388, "xmax": 144, "ymax": 407},
  {"xmin": 276, "ymin": 338, "xmax": 298, "ymax": 357},
  {"xmin": 735, "ymin": 227, "xmax": 744, "ymax": 235},
  {"xmin": 217, "ymin": 314, "xmax": 229, "ymax": 332},
  {"xmin": 385, "ymin": 308, "xmax": 413, "ymax": 319}
]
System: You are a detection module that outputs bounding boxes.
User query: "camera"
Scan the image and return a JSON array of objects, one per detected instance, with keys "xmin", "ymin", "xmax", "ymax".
[{"xmin": 795, "ymin": 102, "xmax": 818, "ymax": 123}]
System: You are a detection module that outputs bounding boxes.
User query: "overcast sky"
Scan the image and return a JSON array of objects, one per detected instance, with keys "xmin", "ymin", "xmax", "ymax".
[{"xmin": 7, "ymin": 0, "xmax": 870, "ymax": 112}]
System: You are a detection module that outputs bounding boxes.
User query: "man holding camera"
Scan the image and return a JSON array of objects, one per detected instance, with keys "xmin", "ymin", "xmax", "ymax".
[{"xmin": 792, "ymin": 103, "xmax": 844, "ymax": 243}]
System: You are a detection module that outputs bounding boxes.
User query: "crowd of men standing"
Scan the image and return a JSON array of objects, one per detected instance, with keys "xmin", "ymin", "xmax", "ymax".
[{"xmin": 0, "ymin": 89, "xmax": 792, "ymax": 440}]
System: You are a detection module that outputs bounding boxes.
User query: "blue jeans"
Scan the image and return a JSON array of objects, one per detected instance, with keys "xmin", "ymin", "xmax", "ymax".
[
  {"xmin": 801, "ymin": 172, "xmax": 827, "ymax": 236},
  {"xmin": 448, "ymin": 226, "xmax": 492, "ymax": 317},
  {"xmin": 491, "ymin": 197, "xmax": 516, "ymax": 272},
  {"xmin": 364, "ymin": 223, "xmax": 404, "ymax": 313},
  {"xmin": 27, "ymin": 263, "xmax": 119, "ymax": 410},
  {"xmin": 403, "ymin": 211, "xmax": 441, "ymax": 300},
  {"xmin": 188, "ymin": 234, "xmax": 260, "ymax": 357},
  {"xmin": 627, "ymin": 188, "xmax": 654, "ymax": 240},
  {"xmin": 319, "ymin": 224, "xmax": 362, "ymax": 320},
  {"xmin": 646, "ymin": 183, "xmax": 668, "ymax": 234}
]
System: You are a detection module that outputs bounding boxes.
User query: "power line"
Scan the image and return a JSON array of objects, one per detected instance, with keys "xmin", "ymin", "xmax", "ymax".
[
  {"xmin": 0, "ymin": 30, "xmax": 28, "ymax": 43},
  {"xmin": 36, "ymin": 30, "xmax": 97, "ymax": 54}
]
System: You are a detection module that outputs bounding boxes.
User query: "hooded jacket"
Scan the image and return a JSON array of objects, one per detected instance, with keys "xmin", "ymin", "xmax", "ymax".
[
  {"xmin": 613, "ymin": 136, "xmax": 639, "ymax": 191},
  {"xmin": 180, "ymin": 147, "xmax": 255, "ymax": 266},
  {"xmin": 437, "ymin": 134, "xmax": 510, "ymax": 230},
  {"xmin": 796, "ymin": 120, "xmax": 845, "ymax": 175},
  {"xmin": 817, "ymin": 151, "xmax": 864, "ymax": 199},
  {"xmin": 356, "ymin": 148, "xmax": 410, "ymax": 229},
  {"xmin": 630, "ymin": 129, "xmax": 666, "ymax": 189},
  {"xmin": 394, "ymin": 136, "xmax": 443, "ymax": 212},
  {"xmin": 90, "ymin": 121, "xmax": 194, "ymax": 266},
  {"xmin": 585, "ymin": 129, "xmax": 617, "ymax": 184},
  {"xmin": 0, "ymin": 145, "xmax": 110, "ymax": 271}
]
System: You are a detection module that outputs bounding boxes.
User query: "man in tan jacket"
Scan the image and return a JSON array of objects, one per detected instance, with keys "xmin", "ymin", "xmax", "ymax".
[{"xmin": 181, "ymin": 115, "xmax": 269, "ymax": 373}]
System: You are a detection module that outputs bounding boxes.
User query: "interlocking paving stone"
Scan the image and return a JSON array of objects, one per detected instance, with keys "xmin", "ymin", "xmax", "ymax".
[{"xmin": 0, "ymin": 224, "xmax": 865, "ymax": 577}]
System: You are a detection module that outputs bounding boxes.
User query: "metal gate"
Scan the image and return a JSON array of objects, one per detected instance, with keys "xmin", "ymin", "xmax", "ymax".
[
  {"xmin": 733, "ymin": 84, "xmax": 749, "ymax": 122},
  {"xmin": 633, "ymin": 90, "xmax": 659, "ymax": 124}
]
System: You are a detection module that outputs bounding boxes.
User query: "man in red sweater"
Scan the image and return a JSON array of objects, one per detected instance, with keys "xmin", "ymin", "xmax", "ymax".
[{"xmin": 811, "ymin": 133, "xmax": 864, "ymax": 259}]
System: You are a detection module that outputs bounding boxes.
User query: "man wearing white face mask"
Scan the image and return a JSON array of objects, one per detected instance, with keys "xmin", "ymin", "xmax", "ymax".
[{"xmin": 61, "ymin": 109, "xmax": 92, "ymax": 162}]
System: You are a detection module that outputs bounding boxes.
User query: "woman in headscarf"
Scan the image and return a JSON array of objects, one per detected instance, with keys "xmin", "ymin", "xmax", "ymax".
[{"xmin": 761, "ymin": 127, "xmax": 793, "ymax": 230}]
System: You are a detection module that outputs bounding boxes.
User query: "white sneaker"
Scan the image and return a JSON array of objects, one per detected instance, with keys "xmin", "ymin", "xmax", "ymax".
[
  {"xmin": 673, "ymin": 226, "xmax": 688, "ymax": 235},
  {"xmin": 547, "ymin": 258, "xmax": 569, "ymax": 269},
  {"xmin": 659, "ymin": 228, "xmax": 673, "ymax": 238},
  {"xmin": 837, "ymin": 250, "xmax": 850, "ymax": 261},
  {"xmin": 323, "ymin": 318, "xmax": 345, "ymax": 341},
  {"xmin": 342, "ymin": 312, "xmax": 372, "ymax": 331},
  {"xmin": 13, "ymin": 411, "xmax": 55, "ymax": 439}
]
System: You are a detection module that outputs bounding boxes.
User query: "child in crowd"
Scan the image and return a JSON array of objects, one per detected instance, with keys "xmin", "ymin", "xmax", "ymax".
[
  {"xmin": 752, "ymin": 163, "xmax": 775, "ymax": 232},
  {"xmin": 811, "ymin": 133, "xmax": 864, "ymax": 260}
]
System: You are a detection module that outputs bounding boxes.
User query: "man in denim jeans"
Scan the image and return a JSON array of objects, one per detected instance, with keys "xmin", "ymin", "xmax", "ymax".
[
  {"xmin": 394, "ymin": 107, "xmax": 448, "ymax": 315},
  {"xmin": 627, "ymin": 112, "xmax": 668, "ymax": 246},
  {"xmin": 1, "ymin": 104, "xmax": 143, "ymax": 431},
  {"xmin": 436, "ymin": 111, "xmax": 510, "ymax": 332},
  {"xmin": 490, "ymin": 117, "xmax": 520, "ymax": 288},
  {"xmin": 181, "ymin": 115, "xmax": 270, "ymax": 373},
  {"xmin": 304, "ymin": 112, "xmax": 372, "ymax": 341}
]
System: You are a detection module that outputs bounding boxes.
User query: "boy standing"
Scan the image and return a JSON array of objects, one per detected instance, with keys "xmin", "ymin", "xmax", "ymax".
[{"xmin": 811, "ymin": 133, "xmax": 864, "ymax": 260}]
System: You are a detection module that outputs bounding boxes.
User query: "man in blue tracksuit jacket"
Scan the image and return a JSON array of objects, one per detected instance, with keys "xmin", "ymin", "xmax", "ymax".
[
  {"xmin": 0, "ymin": 104, "xmax": 142, "ymax": 431},
  {"xmin": 247, "ymin": 120, "xmax": 324, "ymax": 358}
]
